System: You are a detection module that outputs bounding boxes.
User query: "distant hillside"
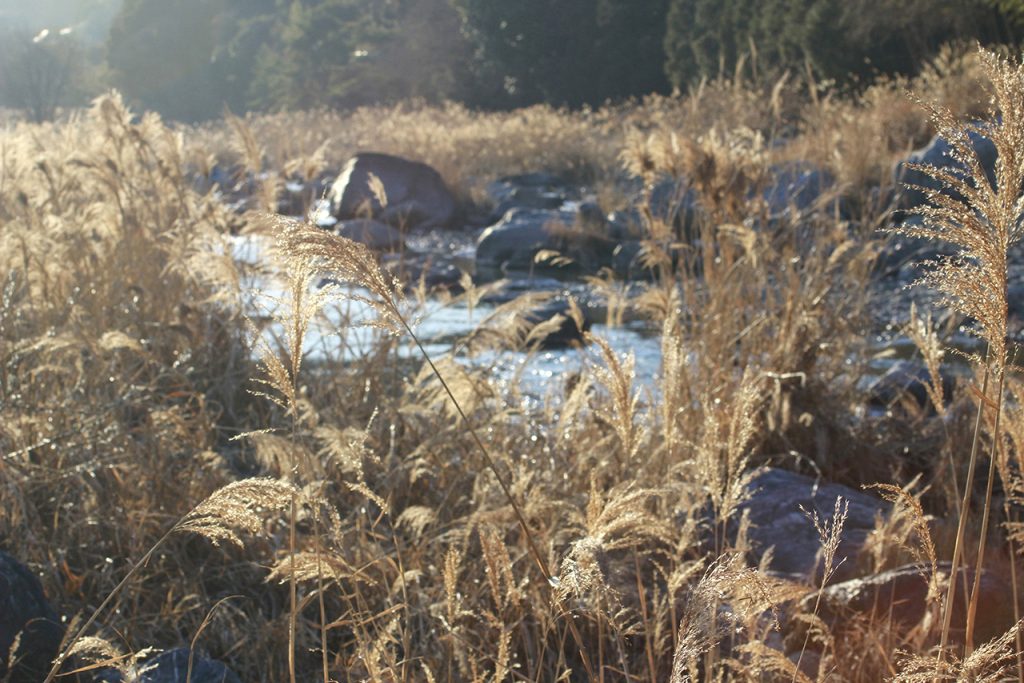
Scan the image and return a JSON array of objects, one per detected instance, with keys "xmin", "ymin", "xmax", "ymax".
[{"xmin": 0, "ymin": 0, "xmax": 122, "ymax": 43}]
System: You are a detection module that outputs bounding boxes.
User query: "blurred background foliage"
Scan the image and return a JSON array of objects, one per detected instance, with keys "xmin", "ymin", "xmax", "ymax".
[{"xmin": 1, "ymin": 0, "xmax": 1023, "ymax": 122}]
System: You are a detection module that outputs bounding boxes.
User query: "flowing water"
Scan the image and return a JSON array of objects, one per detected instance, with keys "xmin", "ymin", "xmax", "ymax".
[{"xmin": 232, "ymin": 235, "xmax": 665, "ymax": 404}]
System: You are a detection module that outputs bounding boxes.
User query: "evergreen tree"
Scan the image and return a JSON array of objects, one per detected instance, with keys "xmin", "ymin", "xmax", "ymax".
[
  {"xmin": 593, "ymin": 0, "xmax": 671, "ymax": 101},
  {"xmin": 452, "ymin": 0, "xmax": 670, "ymax": 108},
  {"xmin": 663, "ymin": 0, "xmax": 1014, "ymax": 90},
  {"xmin": 107, "ymin": 0, "xmax": 275, "ymax": 121}
]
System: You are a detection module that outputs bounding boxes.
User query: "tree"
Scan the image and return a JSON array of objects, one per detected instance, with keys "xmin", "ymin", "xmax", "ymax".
[
  {"xmin": 663, "ymin": 0, "xmax": 1014, "ymax": 91},
  {"xmin": 107, "ymin": 0, "xmax": 276, "ymax": 121},
  {"xmin": 0, "ymin": 29, "xmax": 87, "ymax": 122},
  {"xmin": 592, "ymin": 0, "xmax": 671, "ymax": 101},
  {"xmin": 248, "ymin": 0, "xmax": 396, "ymax": 110},
  {"xmin": 451, "ymin": 0, "xmax": 670, "ymax": 109}
]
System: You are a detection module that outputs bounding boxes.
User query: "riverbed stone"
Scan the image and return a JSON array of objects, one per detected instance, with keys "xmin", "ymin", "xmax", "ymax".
[
  {"xmin": 336, "ymin": 219, "xmax": 405, "ymax": 251},
  {"xmin": 485, "ymin": 172, "xmax": 572, "ymax": 222},
  {"xmin": 788, "ymin": 562, "xmax": 1013, "ymax": 648},
  {"xmin": 329, "ymin": 153, "xmax": 458, "ymax": 230},
  {"xmin": 93, "ymin": 648, "xmax": 241, "ymax": 683},
  {"xmin": 475, "ymin": 208, "xmax": 616, "ymax": 278},
  {"xmin": 735, "ymin": 468, "xmax": 889, "ymax": 581},
  {"xmin": 0, "ymin": 550, "xmax": 63, "ymax": 683},
  {"xmin": 893, "ymin": 127, "xmax": 998, "ymax": 220}
]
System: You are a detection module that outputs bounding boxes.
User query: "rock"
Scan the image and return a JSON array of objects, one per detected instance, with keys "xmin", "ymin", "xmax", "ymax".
[
  {"xmin": 382, "ymin": 255, "xmax": 464, "ymax": 293},
  {"xmin": 735, "ymin": 468, "xmax": 889, "ymax": 581},
  {"xmin": 485, "ymin": 173, "xmax": 573, "ymax": 222},
  {"xmin": 474, "ymin": 208, "xmax": 616, "ymax": 279},
  {"xmin": 894, "ymin": 128, "xmax": 998, "ymax": 220},
  {"xmin": 93, "ymin": 648, "xmax": 241, "ymax": 683},
  {"xmin": 790, "ymin": 562, "xmax": 1013, "ymax": 647},
  {"xmin": 277, "ymin": 173, "xmax": 334, "ymax": 217},
  {"xmin": 872, "ymin": 234, "xmax": 951, "ymax": 279},
  {"xmin": 1008, "ymin": 283, "xmax": 1024, "ymax": 322},
  {"xmin": 762, "ymin": 162, "xmax": 838, "ymax": 219},
  {"xmin": 866, "ymin": 359, "xmax": 956, "ymax": 415},
  {"xmin": 336, "ymin": 219, "xmax": 405, "ymax": 251},
  {"xmin": 520, "ymin": 298, "xmax": 590, "ymax": 349},
  {"xmin": 0, "ymin": 550, "xmax": 64, "ymax": 683},
  {"xmin": 329, "ymin": 153, "xmax": 458, "ymax": 230},
  {"xmin": 478, "ymin": 277, "xmax": 566, "ymax": 306},
  {"xmin": 647, "ymin": 177, "xmax": 700, "ymax": 238},
  {"xmin": 611, "ymin": 241, "xmax": 647, "ymax": 280}
]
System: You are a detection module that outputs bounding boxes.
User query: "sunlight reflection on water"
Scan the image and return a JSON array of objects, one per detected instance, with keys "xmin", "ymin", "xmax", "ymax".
[{"xmin": 233, "ymin": 234, "xmax": 664, "ymax": 402}]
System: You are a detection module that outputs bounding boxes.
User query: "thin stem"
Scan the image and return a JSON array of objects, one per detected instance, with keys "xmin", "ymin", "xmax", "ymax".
[
  {"xmin": 289, "ymin": 494, "xmax": 297, "ymax": 683},
  {"xmin": 1008, "ymin": 513, "xmax": 1023, "ymax": 681},
  {"xmin": 965, "ymin": 369, "xmax": 1006, "ymax": 653},
  {"xmin": 793, "ymin": 567, "xmax": 831, "ymax": 683},
  {"xmin": 936, "ymin": 356, "xmax": 990, "ymax": 672},
  {"xmin": 317, "ymin": 513, "xmax": 329, "ymax": 683},
  {"xmin": 633, "ymin": 548, "xmax": 658, "ymax": 683},
  {"xmin": 397, "ymin": 315, "xmax": 596, "ymax": 681}
]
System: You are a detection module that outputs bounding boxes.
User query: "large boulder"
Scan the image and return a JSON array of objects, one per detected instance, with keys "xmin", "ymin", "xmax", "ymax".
[
  {"xmin": 734, "ymin": 468, "xmax": 889, "ymax": 581},
  {"xmin": 475, "ymin": 208, "xmax": 616, "ymax": 279},
  {"xmin": 329, "ymin": 153, "xmax": 458, "ymax": 230},
  {"xmin": 0, "ymin": 550, "xmax": 64, "ymax": 683},
  {"xmin": 93, "ymin": 648, "xmax": 241, "ymax": 683},
  {"xmin": 894, "ymin": 128, "xmax": 998, "ymax": 220},
  {"xmin": 336, "ymin": 219, "xmax": 405, "ymax": 252}
]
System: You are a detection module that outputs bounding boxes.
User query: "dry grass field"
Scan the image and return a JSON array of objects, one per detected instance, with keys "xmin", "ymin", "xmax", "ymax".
[{"xmin": 3, "ymin": 44, "xmax": 1024, "ymax": 682}]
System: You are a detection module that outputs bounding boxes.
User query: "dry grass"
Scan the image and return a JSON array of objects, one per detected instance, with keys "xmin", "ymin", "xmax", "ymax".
[
  {"xmin": 180, "ymin": 44, "xmax": 989, "ymax": 219},
  {"xmin": 3, "ymin": 45, "xmax": 1024, "ymax": 683}
]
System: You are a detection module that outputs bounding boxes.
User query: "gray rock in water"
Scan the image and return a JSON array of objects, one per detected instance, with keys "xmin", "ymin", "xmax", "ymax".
[
  {"xmin": 894, "ymin": 127, "xmax": 998, "ymax": 219},
  {"xmin": 336, "ymin": 219, "xmax": 405, "ymax": 251},
  {"xmin": 866, "ymin": 359, "xmax": 956, "ymax": 415},
  {"xmin": 475, "ymin": 208, "xmax": 615, "ymax": 279},
  {"xmin": 646, "ymin": 177, "xmax": 700, "ymax": 239},
  {"xmin": 1008, "ymin": 283, "xmax": 1024, "ymax": 321},
  {"xmin": 520, "ymin": 298, "xmax": 591, "ymax": 349},
  {"xmin": 762, "ymin": 162, "xmax": 839, "ymax": 219},
  {"xmin": 0, "ymin": 550, "xmax": 63, "ymax": 683},
  {"xmin": 734, "ymin": 468, "xmax": 889, "ymax": 581},
  {"xmin": 485, "ymin": 173, "xmax": 572, "ymax": 222},
  {"xmin": 872, "ymin": 234, "xmax": 952, "ymax": 280},
  {"xmin": 93, "ymin": 648, "xmax": 240, "ymax": 683},
  {"xmin": 329, "ymin": 153, "xmax": 458, "ymax": 230}
]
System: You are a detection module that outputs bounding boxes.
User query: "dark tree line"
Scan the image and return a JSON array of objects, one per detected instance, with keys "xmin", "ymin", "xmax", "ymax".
[{"xmin": 2, "ymin": 0, "xmax": 1022, "ymax": 121}]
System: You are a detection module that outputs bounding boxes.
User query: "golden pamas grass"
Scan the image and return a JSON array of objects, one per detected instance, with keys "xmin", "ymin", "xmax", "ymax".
[
  {"xmin": 893, "ymin": 47, "xmax": 1024, "ymax": 665},
  {"xmin": 898, "ymin": 50, "xmax": 1024, "ymax": 375},
  {"xmin": 7, "ymin": 49, "xmax": 1023, "ymax": 683},
  {"xmin": 181, "ymin": 47, "xmax": 989, "ymax": 218},
  {"xmin": 669, "ymin": 552, "xmax": 780, "ymax": 683}
]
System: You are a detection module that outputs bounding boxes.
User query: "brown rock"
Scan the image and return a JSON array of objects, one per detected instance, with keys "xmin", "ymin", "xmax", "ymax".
[{"xmin": 792, "ymin": 562, "xmax": 1014, "ymax": 647}]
